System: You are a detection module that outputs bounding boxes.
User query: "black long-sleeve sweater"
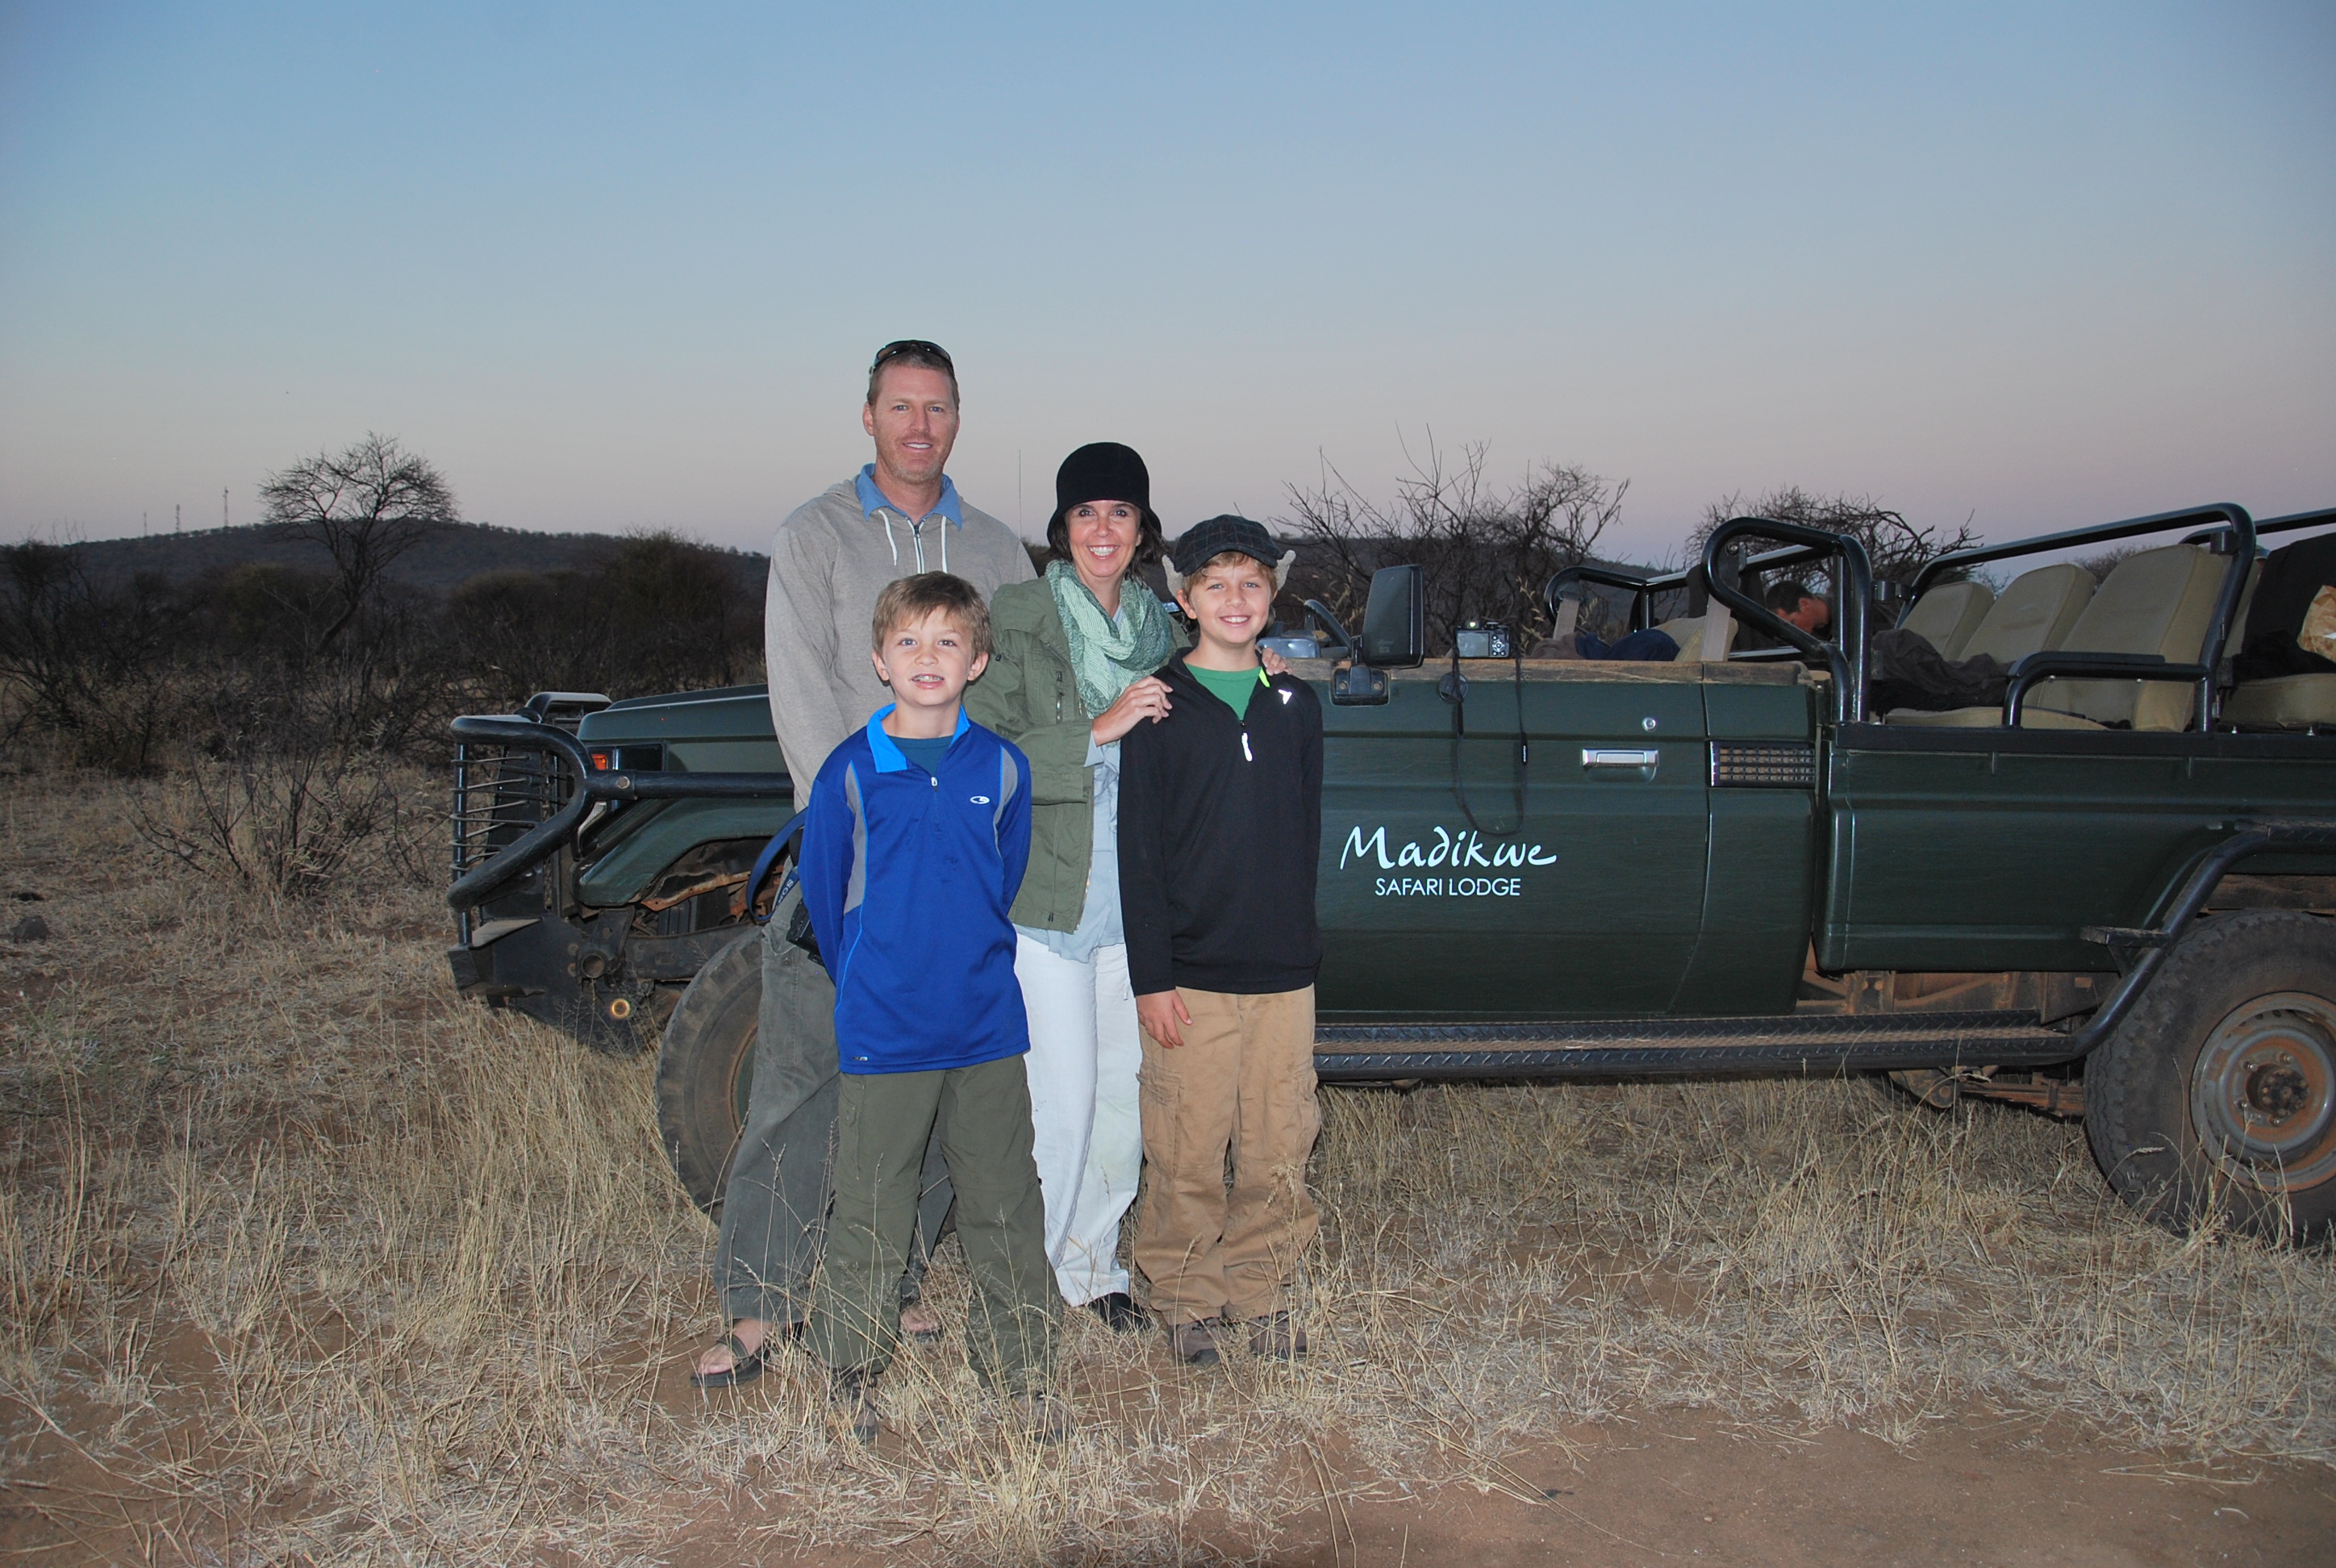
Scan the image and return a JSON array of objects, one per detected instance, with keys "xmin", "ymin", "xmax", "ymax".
[{"xmin": 1117, "ymin": 653, "xmax": 1323, "ymax": 996}]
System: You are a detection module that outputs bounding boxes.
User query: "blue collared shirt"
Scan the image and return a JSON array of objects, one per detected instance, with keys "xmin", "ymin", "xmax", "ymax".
[
  {"xmin": 861, "ymin": 703, "xmax": 971, "ymax": 771},
  {"xmin": 856, "ymin": 465, "xmax": 963, "ymax": 527}
]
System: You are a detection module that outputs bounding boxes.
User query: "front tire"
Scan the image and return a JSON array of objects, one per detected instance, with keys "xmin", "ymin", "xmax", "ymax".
[
  {"xmin": 2085, "ymin": 911, "xmax": 2336, "ymax": 1243},
  {"xmin": 653, "ymin": 927, "xmax": 763, "ymax": 1213}
]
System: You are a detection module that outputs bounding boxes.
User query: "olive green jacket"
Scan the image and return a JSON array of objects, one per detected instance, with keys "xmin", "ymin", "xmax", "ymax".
[{"xmin": 965, "ymin": 575, "xmax": 1183, "ymax": 932}]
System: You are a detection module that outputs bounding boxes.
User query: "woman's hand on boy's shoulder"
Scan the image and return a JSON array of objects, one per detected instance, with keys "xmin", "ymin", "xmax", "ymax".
[{"xmin": 1091, "ymin": 674, "xmax": 1173, "ymax": 746}]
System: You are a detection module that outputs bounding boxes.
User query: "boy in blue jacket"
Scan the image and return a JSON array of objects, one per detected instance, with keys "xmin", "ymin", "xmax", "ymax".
[{"xmin": 799, "ymin": 573, "xmax": 1063, "ymax": 1443}]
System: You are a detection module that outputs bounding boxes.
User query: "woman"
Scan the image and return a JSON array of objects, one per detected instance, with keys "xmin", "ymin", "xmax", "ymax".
[{"xmin": 966, "ymin": 442, "xmax": 1180, "ymax": 1331}]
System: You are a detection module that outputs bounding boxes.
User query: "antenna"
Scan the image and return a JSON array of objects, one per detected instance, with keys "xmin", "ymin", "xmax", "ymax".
[
  {"xmin": 175, "ymin": 503, "xmax": 181, "ymax": 535},
  {"xmin": 1016, "ymin": 449, "xmax": 1024, "ymax": 532},
  {"xmin": 222, "ymin": 488, "xmax": 230, "ymax": 528}
]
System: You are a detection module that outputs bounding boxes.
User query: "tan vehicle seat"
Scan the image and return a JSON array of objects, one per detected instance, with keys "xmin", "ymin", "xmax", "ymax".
[
  {"xmin": 1898, "ymin": 578, "xmax": 1992, "ymax": 658},
  {"xmin": 2027, "ymin": 544, "xmax": 2225, "ymax": 730},
  {"xmin": 2225, "ymin": 673, "xmax": 2336, "ymax": 728},
  {"xmin": 2222, "ymin": 555, "xmax": 2334, "ymax": 728},
  {"xmin": 1958, "ymin": 562, "xmax": 2096, "ymax": 665},
  {"xmin": 1883, "ymin": 563, "xmax": 2098, "ymax": 726}
]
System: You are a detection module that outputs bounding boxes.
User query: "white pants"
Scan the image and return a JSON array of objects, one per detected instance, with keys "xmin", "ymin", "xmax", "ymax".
[{"xmin": 1014, "ymin": 933, "xmax": 1144, "ymax": 1305}]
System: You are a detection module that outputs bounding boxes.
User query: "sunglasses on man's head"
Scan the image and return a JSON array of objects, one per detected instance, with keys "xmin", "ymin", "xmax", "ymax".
[{"xmin": 870, "ymin": 339, "xmax": 953, "ymax": 373}]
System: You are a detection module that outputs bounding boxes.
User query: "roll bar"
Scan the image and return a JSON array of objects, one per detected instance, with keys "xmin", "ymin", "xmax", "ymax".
[
  {"xmin": 2186, "ymin": 506, "xmax": 2336, "ymax": 547},
  {"xmin": 1700, "ymin": 518, "xmax": 1873, "ymax": 724},
  {"xmin": 1544, "ymin": 539, "xmax": 1839, "ymax": 637},
  {"xmin": 1906, "ymin": 502, "xmax": 2255, "ymax": 598},
  {"xmin": 1541, "ymin": 563, "xmax": 1655, "ymax": 632}
]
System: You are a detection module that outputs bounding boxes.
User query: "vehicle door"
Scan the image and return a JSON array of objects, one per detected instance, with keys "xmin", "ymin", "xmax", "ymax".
[
  {"xmin": 1822, "ymin": 725, "xmax": 2334, "ymax": 972},
  {"xmin": 1312, "ymin": 661, "xmax": 1712, "ymax": 1020}
]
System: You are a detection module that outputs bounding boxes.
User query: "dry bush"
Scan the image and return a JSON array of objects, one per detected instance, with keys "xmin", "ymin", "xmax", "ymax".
[
  {"xmin": 1283, "ymin": 440, "xmax": 1627, "ymax": 653},
  {"xmin": 3, "ymin": 768, "xmax": 2330, "ymax": 1564},
  {"xmin": 128, "ymin": 745, "xmax": 423, "ymax": 898},
  {"xmin": 1691, "ymin": 485, "xmax": 1983, "ymax": 606}
]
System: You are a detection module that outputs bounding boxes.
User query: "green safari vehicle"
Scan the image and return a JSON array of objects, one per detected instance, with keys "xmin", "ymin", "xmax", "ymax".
[{"xmin": 444, "ymin": 503, "xmax": 2336, "ymax": 1241}]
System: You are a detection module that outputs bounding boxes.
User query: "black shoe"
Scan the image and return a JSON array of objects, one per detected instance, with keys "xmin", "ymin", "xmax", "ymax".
[
  {"xmin": 1013, "ymin": 1391, "xmax": 1073, "ymax": 1445},
  {"xmin": 830, "ymin": 1370, "xmax": 880, "ymax": 1445},
  {"xmin": 1085, "ymin": 1291, "xmax": 1151, "ymax": 1333}
]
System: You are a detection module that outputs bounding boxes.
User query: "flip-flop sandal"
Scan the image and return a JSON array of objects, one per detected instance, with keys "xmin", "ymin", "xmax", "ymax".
[{"xmin": 689, "ymin": 1332, "xmax": 769, "ymax": 1389}]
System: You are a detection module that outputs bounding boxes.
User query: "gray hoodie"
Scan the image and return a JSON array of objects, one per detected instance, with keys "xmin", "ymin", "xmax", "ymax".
[{"xmin": 762, "ymin": 478, "xmax": 1033, "ymax": 793}]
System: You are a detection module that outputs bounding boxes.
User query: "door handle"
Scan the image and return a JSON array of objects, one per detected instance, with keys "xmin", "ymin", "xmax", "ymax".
[{"xmin": 1581, "ymin": 748, "xmax": 1660, "ymax": 769}]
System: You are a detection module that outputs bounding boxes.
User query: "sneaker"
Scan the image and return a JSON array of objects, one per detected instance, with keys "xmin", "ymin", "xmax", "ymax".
[
  {"xmin": 1246, "ymin": 1312, "xmax": 1308, "ymax": 1361},
  {"xmin": 1085, "ymin": 1291, "xmax": 1151, "ymax": 1334},
  {"xmin": 1166, "ymin": 1319, "xmax": 1221, "ymax": 1366},
  {"xmin": 829, "ymin": 1370, "xmax": 880, "ymax": 1445},
  {"xmin": 1012, "ymin": 1391, "xmax": 1072, "ymax": 1445}
]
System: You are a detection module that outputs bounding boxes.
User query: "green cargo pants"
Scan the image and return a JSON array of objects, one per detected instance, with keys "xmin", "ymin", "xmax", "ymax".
[{"xmin": 811, "ymin": 1054, "xmax": 1060, "ymax": 1396}]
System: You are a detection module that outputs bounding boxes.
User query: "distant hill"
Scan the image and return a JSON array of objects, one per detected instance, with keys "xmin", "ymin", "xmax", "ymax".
[
  {"xmin": 62, "ymin": 521, "xmax": 1657, "ymax": 627},
  {"xmin": 65, "ymin": 520, "xmax": 769, "ymax": 594}
]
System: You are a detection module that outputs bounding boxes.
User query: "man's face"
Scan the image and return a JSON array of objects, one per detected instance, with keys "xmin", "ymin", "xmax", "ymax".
[
  {"xmin": 1175, "ymin": 557, "xmax": 1274, "ymax": 657},
  {"xmin": 870, "ymin": 607, "xmax": 986, "ymax": 714},
  {"xmin": 861, "ymin": 366, "xmax": 960, "ymax": 493},
  {"xmin": 1784, "ymin": 594, "xmax": 1831, "ymax": 635}
]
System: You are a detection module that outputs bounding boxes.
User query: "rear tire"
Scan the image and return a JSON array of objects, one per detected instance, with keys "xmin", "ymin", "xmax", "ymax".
[
  {"xmin": 653, "ymin": 927, "xmax": 763, "ymax": 1213},
  {"xmin": 2085, "ymin": 911, "xmax": 2336, "ymax": 1244}
]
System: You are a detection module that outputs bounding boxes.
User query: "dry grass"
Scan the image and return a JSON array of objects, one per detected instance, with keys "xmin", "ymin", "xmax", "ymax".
[{"xmin": 2, "ymin": 763, "xmax": 2331, "ymax": 1564}]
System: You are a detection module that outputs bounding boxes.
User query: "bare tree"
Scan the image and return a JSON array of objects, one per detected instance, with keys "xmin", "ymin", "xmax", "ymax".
[
  {"xmin": 1691, "ymin": 485, "xmax": 1980, "ymax": 596},
  {"xmin": 1283, "ymin": 438, "xmax": 1626, "ymax": 651},
  {"xmin": 260, "ymin": 433, "xmax": 458, "ymax": 651}
]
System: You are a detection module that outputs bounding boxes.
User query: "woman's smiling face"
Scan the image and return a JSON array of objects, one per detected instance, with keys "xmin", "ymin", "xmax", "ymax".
[{"xmin": 1065, "ymin": 499, "xmax": 1141, "ymax": 595}]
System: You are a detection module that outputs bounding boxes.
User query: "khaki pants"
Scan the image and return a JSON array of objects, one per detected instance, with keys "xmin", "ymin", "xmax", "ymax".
[{"xmin": 1133, "ymin": 986, "xmax": 1320, "ymax": 1326}]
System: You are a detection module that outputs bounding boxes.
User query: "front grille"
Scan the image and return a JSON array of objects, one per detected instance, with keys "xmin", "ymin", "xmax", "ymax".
[
  {"xmin": 1710, "ymin": 740, "xmax": 1816, "ymax": 789},
  {"xmin": 451, "ymin": 744, "xmax": 574, "ymax": 879}
]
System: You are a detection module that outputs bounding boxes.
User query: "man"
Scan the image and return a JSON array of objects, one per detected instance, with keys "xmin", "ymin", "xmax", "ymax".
[
  {"xmin": 694, "ymin": 340, "xmax": 1034, "ymax": 1387},
  {"xmin": 1765, "ymin": 578, "xmax": 1832, "ymax": 636}
]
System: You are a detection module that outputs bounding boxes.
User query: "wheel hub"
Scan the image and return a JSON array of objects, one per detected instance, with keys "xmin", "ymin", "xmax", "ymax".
[{"xmin": 2190, "ymin": 993, "xmax": 2336, "ymax": 1195}]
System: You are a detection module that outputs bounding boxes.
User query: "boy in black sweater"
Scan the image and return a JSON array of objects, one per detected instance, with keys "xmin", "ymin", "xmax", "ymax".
[{"xmin": 1117, "ymin": 515, "xmax": 1324, "ymax": 1366}]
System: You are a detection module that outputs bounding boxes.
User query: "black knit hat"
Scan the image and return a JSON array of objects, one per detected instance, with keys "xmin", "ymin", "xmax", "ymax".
[
  {"xmin": 1166, "ymin": 515, "xmax": 1295, "ymax": 595},
  {"xmin": 1045, "ymin": 442, "xmax": 1163, "ymax": 566}
]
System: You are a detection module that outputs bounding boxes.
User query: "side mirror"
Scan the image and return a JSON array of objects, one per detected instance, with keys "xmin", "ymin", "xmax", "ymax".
[{"xmin": 1359, "ymin": 564, "xmax": 1425, "ymax": 669}]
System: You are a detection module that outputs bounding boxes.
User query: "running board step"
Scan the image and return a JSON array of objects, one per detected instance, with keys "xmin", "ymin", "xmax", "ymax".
[{"xmin": 1312, "ymin": 1010, "xmax": 2075, "ymax": 1081}]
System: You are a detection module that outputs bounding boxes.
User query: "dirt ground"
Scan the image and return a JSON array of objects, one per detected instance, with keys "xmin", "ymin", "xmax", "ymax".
[
  {"xmin": 1278, "ymin": 1412, "xmax": 2336, "ymax": 1568},
  {"xmin": 4, "ymin": 765, "xmax": 2333, "ymax": 1565},
  {"xmin": 10, "ymin": 1356, "xmax": 2334, "ymax": 1566},
  {"xmin": 627, "ymin": 1400, "xmax": 2336, "ymax": 1568}
]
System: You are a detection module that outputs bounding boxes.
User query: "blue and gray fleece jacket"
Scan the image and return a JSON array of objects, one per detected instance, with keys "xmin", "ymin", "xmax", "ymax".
[{"xmin": 799, "ymin": 707, "xmax": 1033, "ymax": 1075}]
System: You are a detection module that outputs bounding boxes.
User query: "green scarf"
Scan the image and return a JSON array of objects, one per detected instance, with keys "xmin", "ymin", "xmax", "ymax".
[{"xmin": 1046, "ymin": 558, "xmax": 1174, "ymax": 719}]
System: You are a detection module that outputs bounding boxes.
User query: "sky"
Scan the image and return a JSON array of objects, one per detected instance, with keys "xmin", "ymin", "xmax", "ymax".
[{"xmin": 2, "ymin": 2, "xmax": 2331, "ymax": 564}]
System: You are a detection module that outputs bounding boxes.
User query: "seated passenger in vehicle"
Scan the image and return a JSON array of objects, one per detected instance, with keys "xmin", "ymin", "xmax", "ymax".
[
  {"xmin": 1567, "ymin": 623, "xmax": 1680, "ymax": 661},
  {"xmin": 2232, "ymin": 533, "xmax": 2336, "ymax": 683},
  {"xmin": 1767, "ymin": 578, "xmax": 1832, "ymax": 638}
]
